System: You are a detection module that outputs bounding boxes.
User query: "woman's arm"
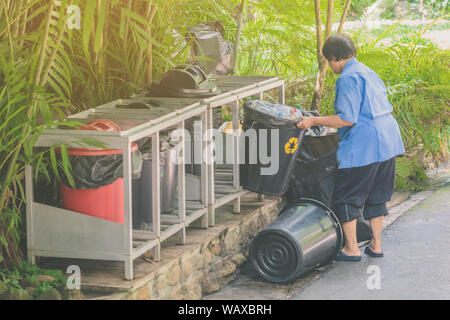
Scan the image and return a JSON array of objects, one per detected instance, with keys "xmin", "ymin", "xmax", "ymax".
[{"xmin": 297, "ymin": 115, "xmax": 354, "ymax": 130}]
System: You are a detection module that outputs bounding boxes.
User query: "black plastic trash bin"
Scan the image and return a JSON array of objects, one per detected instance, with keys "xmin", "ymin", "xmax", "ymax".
[
  {"xmin": 240, "ymin": 101, "xmax": 305, "ymax": 196},
  {"xmin": 250, "ymin": 198, "xmax": 343, "ymax": 284}
]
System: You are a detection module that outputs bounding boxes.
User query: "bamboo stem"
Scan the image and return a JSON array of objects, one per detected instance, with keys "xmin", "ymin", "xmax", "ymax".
[
  {"xmin": 7, "ymin": 0, "xmax": 14, "ymax": 16},
  {"xmin": 123, "ymin": 0, "xmax": 132, "ymax": 50},
  {"xmin": 33, "ymin": 1, "xmax": 54, "ymax": 87},
  {"xmin": 102, "ymin": 0, "xmax": 110, "ymax": 78},
  {"xmin": 1, "ymin": 0, "xmax": 15, "ymax": 67},
  {"xmin": 11, "ymin": 0, "xmax": 23, "ymax": 39},
  {"xmin": 133, "ymin": 0, "xmax": 152, "ymax": 85},
  {"xmin": 18, "ymin": 0, "xmax": 28, "ymax": 46},
  {"xmin": 97, "ymin": 0, "xmax": 104, "ymax": 74},
  {"xmin": 146, "ymin": 3, "xmax": 157, "ymax": 87},
  {"xmin": 0, "ymin": 0, "xmax": 28, "ymax": 40}
]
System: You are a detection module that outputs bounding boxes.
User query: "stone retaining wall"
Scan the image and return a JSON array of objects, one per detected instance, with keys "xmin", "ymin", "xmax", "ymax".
[{"xmin": 119, "ymin": 197, "xmax": 285, "ymax": 300}]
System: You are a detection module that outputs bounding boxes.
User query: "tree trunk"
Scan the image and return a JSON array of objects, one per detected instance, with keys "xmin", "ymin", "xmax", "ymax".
[
  {"xmin": 311, "ymin": 0, "xmax": 352, "ymax": 111},
  {"xmin": 311, "ymin": 0, "xmax": 334, "ymax": 111},
  {"xmin": 338, "ymin": 0, "xmax": 352, "ymax": 33},
  {"xmin": 232, "ymin": 0, "xmax": 246, "ymax": 75}
]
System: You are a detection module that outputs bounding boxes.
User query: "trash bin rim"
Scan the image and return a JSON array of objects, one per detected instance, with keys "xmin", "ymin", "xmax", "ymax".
[
  {"xmin": 243, "ymin": 101, "xmax": 299, "ymax": 127},
  {"xmin": 289, "ymin": 198, "xmax": 344, "ymax": 254},
  {"xmin": 56, "ymin": 142, "xmax": 138, "ymax": 156}
]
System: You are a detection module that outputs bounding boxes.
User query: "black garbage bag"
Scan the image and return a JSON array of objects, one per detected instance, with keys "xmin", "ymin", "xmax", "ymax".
[
  {"xmin": 299, "ymin": 133, "xmax": 340, "ymax": 160},
  {"xmin": 286, "ymin": 147, "xmax": 338, "ymax": 208},
  {"xmin": 187, "ymin": 21, "xmax": 233, "ymax": 75},
  {"xmin": 60, "ymin": 150, "xmax": 143, "ymax": 190}
]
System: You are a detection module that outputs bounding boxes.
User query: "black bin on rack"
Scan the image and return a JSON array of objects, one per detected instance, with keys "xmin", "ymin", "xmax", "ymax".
[{"xmin": 240, "ymin": 101, "xmax": 304, "ymax": 196}]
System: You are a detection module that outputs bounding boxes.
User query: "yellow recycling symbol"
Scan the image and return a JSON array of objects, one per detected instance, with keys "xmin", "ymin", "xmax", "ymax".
[{"xmin": 285, "ymin": 137, "xmax": 299, "ymax": 155}]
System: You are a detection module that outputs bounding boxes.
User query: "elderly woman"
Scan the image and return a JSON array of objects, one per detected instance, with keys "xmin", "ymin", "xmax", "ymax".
[{"xmin": 297, "ymin": 34, "xmax": 405, "ymax": 261}]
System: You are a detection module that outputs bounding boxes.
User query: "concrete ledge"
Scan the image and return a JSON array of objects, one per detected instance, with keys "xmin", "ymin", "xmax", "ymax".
[{"xmin": 38, "ymin": 193, "xmax": 285, "ymax": 300}]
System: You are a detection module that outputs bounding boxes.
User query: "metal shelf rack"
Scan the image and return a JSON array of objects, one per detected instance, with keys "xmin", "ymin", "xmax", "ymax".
[{"xmin": 26, "ymin": 76, "xmax": 285, "ymax": 280}]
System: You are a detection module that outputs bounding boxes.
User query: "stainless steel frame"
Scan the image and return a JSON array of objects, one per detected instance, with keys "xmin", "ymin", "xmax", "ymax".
[{"xmin": 26, "ymin": 76, "xmax": 285, "ymax": 280}]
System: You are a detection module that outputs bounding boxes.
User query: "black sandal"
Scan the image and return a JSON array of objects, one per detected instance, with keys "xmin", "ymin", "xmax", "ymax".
[
  {"xmin": 364, "ymin": 245, "xmax": 384, "ymax": 258},
  {"xmin": 335, "ymin": 250, "xmax": 362, "ymax": 261}
]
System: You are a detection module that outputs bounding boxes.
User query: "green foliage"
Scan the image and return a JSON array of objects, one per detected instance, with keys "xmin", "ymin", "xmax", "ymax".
[
  {"xmin": 0, "ymin": 0, "xmax": 241, "ymax": 267},
  {"xmin": 395, "ymin": 157, "xmax": 430, "ymax": 191},
  {"xmin": 238, "ymin": 0, "xmax": 343, "ymax": 78},
  {"xmin": 0, "ymin": 0, "xmax": 85, "ymax": 267},
  {"xmin": 349, "ymin": 0, "xmax": 378, "ymax": 19},
  {"xmin": 355, "ymin": 25, "xmax": 449, "ymax": 158},
  {"xmin": 0, "ymin": 260, "xmax": 67, "ymax": 298}
]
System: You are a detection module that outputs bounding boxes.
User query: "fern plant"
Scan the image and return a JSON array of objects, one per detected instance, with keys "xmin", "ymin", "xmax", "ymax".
[{"xmin": 395, "ymin": 157, "xmax": 430, "ymax": 191}]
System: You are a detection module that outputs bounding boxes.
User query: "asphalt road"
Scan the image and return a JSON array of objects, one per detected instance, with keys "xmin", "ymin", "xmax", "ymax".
[{"xmin": 204, "ymin": 183, "xmax": 450, "ymax": 300}]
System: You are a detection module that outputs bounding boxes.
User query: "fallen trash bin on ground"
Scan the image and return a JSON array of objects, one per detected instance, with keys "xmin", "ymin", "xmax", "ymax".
[{"xmin": 250, "ymin": 198, "xmax": 343, "ymax": 284}]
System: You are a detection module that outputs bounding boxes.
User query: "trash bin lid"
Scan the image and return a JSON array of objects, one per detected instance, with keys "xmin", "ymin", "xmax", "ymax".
[{"xmin": 148, "ymin": 64, "xmax": 220, "ymax": 98}]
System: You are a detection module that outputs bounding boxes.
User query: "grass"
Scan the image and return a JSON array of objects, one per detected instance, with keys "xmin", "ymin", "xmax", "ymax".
[{"xmin": 0, "ymin": 260, "xmax": 68, "ymax": 299}]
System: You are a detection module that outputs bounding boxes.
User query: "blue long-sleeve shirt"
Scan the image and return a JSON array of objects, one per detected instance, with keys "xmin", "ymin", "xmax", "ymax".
[{"xmin": 334, "ymin": 58, "xmax": 405, "ymax": 169}]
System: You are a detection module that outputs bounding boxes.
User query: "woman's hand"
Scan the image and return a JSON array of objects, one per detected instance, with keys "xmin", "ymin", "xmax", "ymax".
[
  {"xmin": 297, "ymin": 115, "xmax": 354, "ymax": 129},
  {"xmin": 296, "ymin": 117, "xmax": 316, "ymax": 130}
]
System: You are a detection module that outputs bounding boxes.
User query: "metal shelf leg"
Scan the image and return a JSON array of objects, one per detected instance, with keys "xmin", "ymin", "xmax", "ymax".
[
  {"xmin": 152, "ymin": 132, "xmax": 161, "ymax": 261},
  {"xmin": 25, "ymin": 165, "xmax": 35, "ymax": 265},
  {"xmin": 200, "ymin": 112, "xmax": 209, "ymax": 229},
  {"xmin": 279, "ymin": 84, "xmax": 285, "ymax": 104},
  {"xmin": 123, "ymin": 141, "xmax": 134, "ymax": 279},
  {"xmin": 206, "ymin": 108, "xmax": 215, "ymax": 227},
  {"xmin": 125, "ymin": 257, "xmax": 133, "ymax": 280},
  {"xmin": 232, "ymin": 101, "xmax": 241, "ymax": 214},
  {"xmin": 177, "ymin": 121, "xmax": 187, "ymax": 245}
]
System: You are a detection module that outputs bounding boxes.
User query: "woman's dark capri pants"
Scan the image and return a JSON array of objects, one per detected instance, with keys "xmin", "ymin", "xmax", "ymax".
[{"xmin": 332, "ymin": 157, "xmax": 396, "ymax": 223}]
